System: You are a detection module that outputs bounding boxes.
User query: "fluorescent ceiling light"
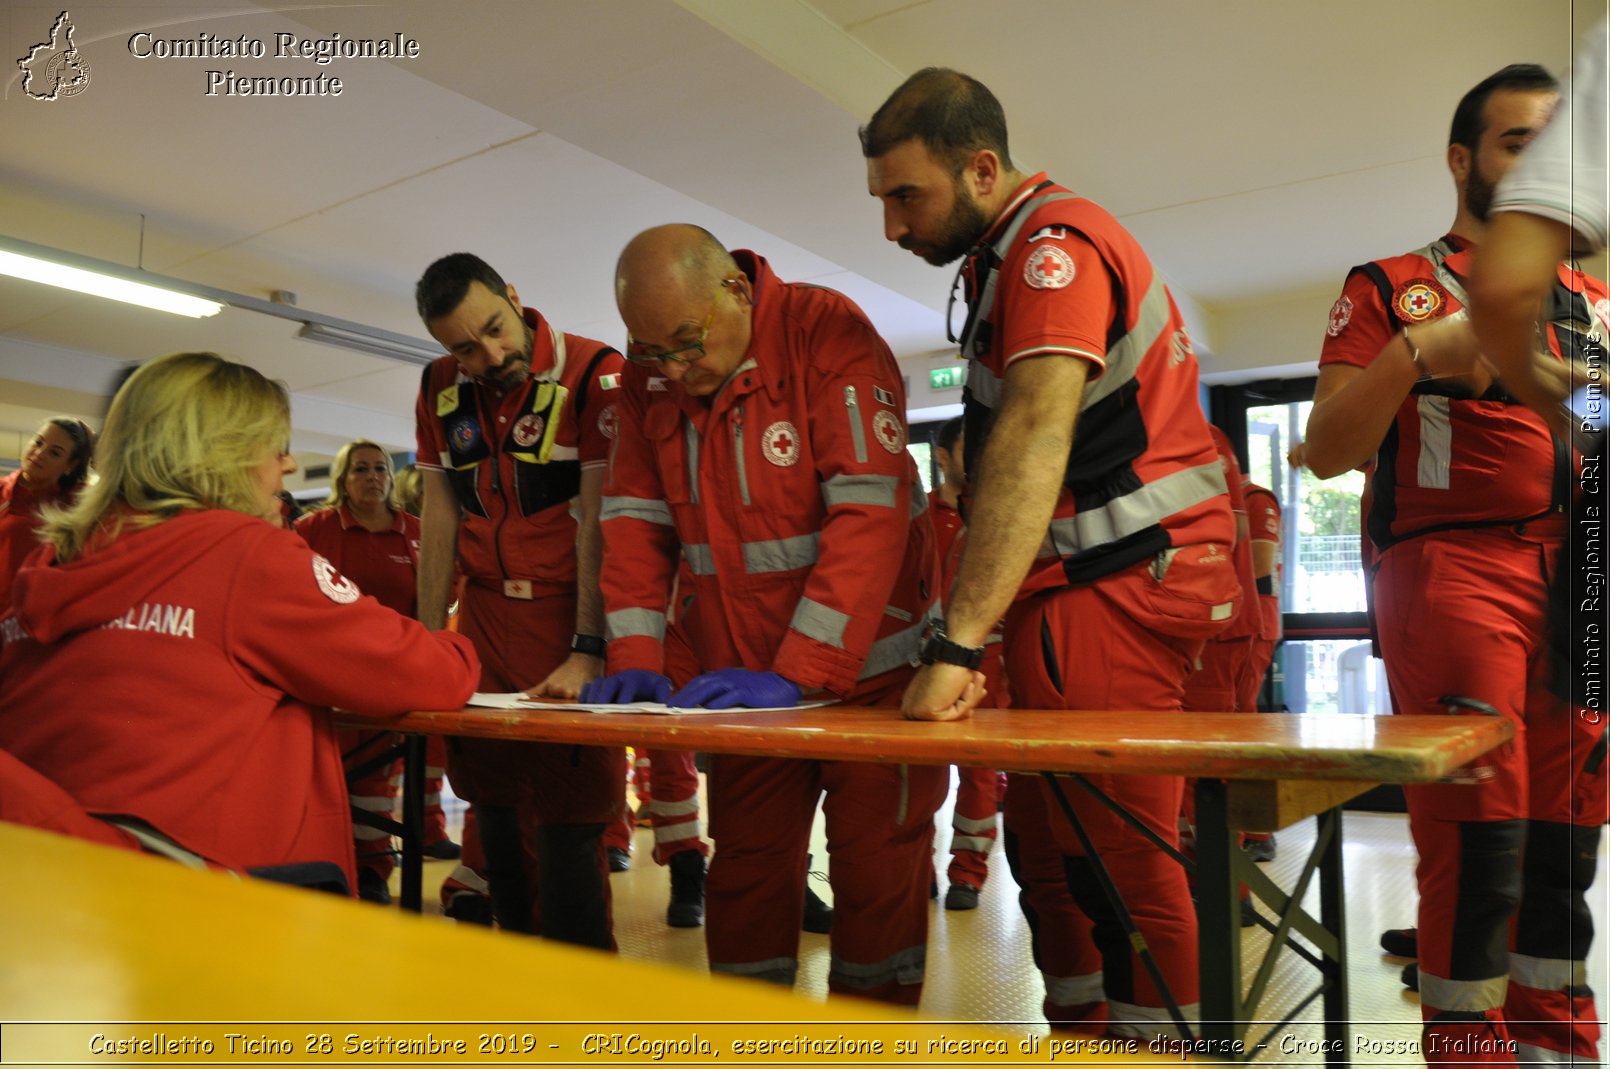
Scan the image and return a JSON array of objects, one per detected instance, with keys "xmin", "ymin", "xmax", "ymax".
[
  {"xmin": 0, "ymin": 247, "xmax": 222, "ymax": 318},
  {"xmin": 0, "ymin": 234, "xmax": 443, "ymax": 367},
  {"xmin": 297, "ymin": 322, "xmax": 442, "ymax": 365}
]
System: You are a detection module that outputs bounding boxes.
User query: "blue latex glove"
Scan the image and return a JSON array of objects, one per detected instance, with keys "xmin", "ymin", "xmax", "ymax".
[
  {"xmin": 670, "ymin": 669, "xmax": 801, "ymax": 710},
  {"xmin": 579, "ymin": 669, "xmax": 672, "ymax": 704}
]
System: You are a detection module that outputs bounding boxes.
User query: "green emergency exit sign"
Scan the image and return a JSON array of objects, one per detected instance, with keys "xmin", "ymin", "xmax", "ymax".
[{"xmin": 929, "ymin": 366, "xmax": 965, "ymax": 391}]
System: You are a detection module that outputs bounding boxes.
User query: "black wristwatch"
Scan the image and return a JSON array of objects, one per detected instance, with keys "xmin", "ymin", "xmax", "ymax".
[
  {"xmin": 918, "ymin": 618, "xmax": 986, "ymax": 670},
  {"xmin": 571, "ymin": 633, "xmax": 606, "ymax": 657}
]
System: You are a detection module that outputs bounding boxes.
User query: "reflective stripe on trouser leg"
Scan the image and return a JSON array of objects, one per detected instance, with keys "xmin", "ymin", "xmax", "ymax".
[
  {"xmin": 1507, "ymin": 821, "xmax": 1603, "ymax": 1061},
  {"xmin": 948, "ymin": 764, "xmax": 1002, "ymax": 888}
]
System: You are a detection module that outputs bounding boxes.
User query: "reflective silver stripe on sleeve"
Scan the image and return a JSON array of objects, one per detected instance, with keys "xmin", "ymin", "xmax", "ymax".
[
  {"xmin": 600, "ymin": 495, "xmax": 674, "ymax": 526},
  {"xmin": 1082, "ymin": 273, "xmax": 1177, "ymax": 408},
  {"xmin": 1047, "ymin": 460, "xmax": 1227, "ymax": 555},
  {"xmin": 1416, "ymin": 395, "xmax": 1453, "ymax": 489},
  {"xmin": 605, "ymin": 607, "xmax": 666, "ymax": 642},
  {"xmin": 822, "ymin": 473, "xmax": 900, "ymax": 509},
  {"xmin": 744, "ymin": 533, "xmax": 820, "ymax": 574},
  {"xmin": 844, "ymin": 385, "xmax": 867, "ymax": 463},
  {"xmin": 857, "ymin": 610, "xmax": 931, "ymax": 680},
  {"xmin": 683, "ymin": 543, "xmax": 716, "ymax": 576},
  {"xmin": 790, "ymin": 597, "xmax": 849, "ymax": 648}
]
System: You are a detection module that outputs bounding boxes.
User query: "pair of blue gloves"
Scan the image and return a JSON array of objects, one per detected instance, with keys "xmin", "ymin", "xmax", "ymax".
[{"xmin": 579, "ymin": 667, "xmax": 800, "ymax": 710}]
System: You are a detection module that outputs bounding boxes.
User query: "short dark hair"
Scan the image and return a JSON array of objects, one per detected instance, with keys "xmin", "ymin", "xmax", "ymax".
[
  {"xmin": 1448, "ymin": 63, "xmax": 1558, "ymax": 149},
  {"xmin": 415, "ymin": 253, "xmax": 509, "ymax": 323},
  {"xmin": 935, "ymin": 415, "xmax": 963, "ymax": 452},
  {"xmin": 859, "ymin": 67, "xmax": 1013, "ymax": 174}
]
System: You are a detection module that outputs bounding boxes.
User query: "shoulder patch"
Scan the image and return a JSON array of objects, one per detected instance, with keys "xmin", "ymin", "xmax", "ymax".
[
  {"xmin": 1027, "ymin": 225, "xmax": 1067, "ymax": 243},
  {"xmin": 312, "ymin": 554, "xmax": 361, "ymax": 605},
  {"xmin": 1326, "ymin": 295, "xmax": 1354, "ymax": 337},
  {"xmin": 872, "ymin": 385, "xmax": 895, "ymax": 407},
  {"xmin": 598, "ymin": 403, "xmax": 618, "ymax": 440},
  {"xmin": 598, "ymin": 372, "xmax": 621, "ymax": 391},
  {"xmin": 872, "ymin": 409, "xmax": 905, "ymax": 453},
  {"xmin": 1391, "ymin": 278, "xmax": 1449, "ymax": 323},
  {"xmin": 1023, "ymin": 245, "xmax": 1075, "ymax": 289}
]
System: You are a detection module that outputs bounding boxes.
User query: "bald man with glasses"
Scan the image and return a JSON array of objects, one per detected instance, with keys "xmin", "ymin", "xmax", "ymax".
[{"xmin": 584, "ymin": 224, "xmax": 963, "ymax": 1005}]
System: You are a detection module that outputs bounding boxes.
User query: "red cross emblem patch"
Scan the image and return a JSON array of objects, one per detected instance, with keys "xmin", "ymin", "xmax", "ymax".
[
  {"xmin": 762, "ymin": 421, "xmax": 800, "ymax": 466},
  {"xmin": 1326, "ymin": 295, "xmax": 1354, "ymax": 337},
  {"xmin": 512, "ymin": 413, "xmax": 545, "ymax": 448},
  {"xmin": 872, "ymin": 409, "xmax": 904, "ymax": 453},
  {"xmin": 1392, "ymin": 278, "xmax": 1448, "ymax": 323},
  {"xmin": 1023, "ymin": 245, "xmax": 1075, "ymax": 290}
]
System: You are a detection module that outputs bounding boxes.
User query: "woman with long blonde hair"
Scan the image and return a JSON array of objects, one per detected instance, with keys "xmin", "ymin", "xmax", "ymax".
[{"xmin": 0, "ymin": 353, "xmax": 478, "ymax": 892}]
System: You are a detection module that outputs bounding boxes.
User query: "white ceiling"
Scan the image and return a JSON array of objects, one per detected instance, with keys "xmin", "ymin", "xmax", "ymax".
[{"xmin": 0, "ymin": 0, "xmax": 1602, "ymax": 468}]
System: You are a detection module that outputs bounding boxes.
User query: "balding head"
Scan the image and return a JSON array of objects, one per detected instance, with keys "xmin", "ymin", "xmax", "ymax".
[{"xmin": 614, "ymin": 224, "xmax": 753, "ymax": 399}]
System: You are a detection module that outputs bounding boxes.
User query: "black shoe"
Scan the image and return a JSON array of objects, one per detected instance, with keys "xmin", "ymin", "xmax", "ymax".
[
  {"xmin": 1243, "ymin": 836, "xmax": 1277, "ymax": 863},
  {"xmin": 357, "ymin": 868, "xmax": 392, "ymax": 905},
  {"xmin": 803, "ymin": 885, "xmax": 834, "ymax": 933},
  {"xmin": 944, "ymin": 883, "xmax": 980, "ymax": 911},
  {"xmin": 607, "ymin": 846, "xmax": 632, "ymax": 873},
  {"xmin": 666, "ymin": 852, "xmax": 706, "ymax": 928},
  {"xmin": 1380, "ymin": 926, "xmax": 1418, "ymax": 958},
  {"xmin": 423, "ymin": 839, "xmax": 462, "ymax": 861},
  {"xmin": 443, "ymin": 890, "xmax": 494, "ymax": 926},
  {"xmin": 1401, "ymin": 962, "xmax": 1419, "ymax": 992},
  {"xmin": 1240, "ymin": 896, "xmax": 1258, "ymax": 928}
]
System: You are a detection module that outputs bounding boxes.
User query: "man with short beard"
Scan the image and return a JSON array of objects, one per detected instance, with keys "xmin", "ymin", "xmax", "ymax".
[
  {"xmin": 413, "ymin": 252, "xmax": 627, "ymax": 948},
  {"xmin": 864, "ymin": 69, "xmax": 1237, "ymax": 1040},
  {"xmin": 1304, "ymin": 65, "xmax": 1609, "ymax": 1064}
]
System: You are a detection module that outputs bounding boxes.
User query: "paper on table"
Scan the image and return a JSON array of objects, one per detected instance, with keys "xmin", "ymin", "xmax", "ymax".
[{"xmin": 465, "ymin": 693, "xmax": 836, "ymax": 715}]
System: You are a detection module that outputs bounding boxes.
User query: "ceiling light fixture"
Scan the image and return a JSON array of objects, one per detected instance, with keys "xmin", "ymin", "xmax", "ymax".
[{"xmin": 0, "ymin": 234, "xmax": 442, "ymax": 367}]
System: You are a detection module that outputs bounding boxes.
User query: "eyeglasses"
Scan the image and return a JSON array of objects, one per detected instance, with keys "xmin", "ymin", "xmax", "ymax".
[{"xmin": 625, "ymin": 277, "xmax": 741, "ymax": 366}]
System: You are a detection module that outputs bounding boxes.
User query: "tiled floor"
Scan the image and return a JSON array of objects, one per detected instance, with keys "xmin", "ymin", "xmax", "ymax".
[{"xmin": 415, "ymin": 773, "xmax": 1608, "ymax": 1060}]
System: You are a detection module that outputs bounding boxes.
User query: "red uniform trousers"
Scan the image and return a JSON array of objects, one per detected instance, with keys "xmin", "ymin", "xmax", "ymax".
[
  {"xmin": 704, "ymin": 672, "xmax": 946, "ymax": 1006},
  {"xmin": 1180, "ymin": 636, "xmax": 1260, "ymax": 849},
  {"xmin": 453, "ymin": 583, "xmax": 626, "ymax": 949},
  {"xmin": 1002, "ymin": 773, "xmax": 1103, "ymax": 1026},
  {"xmin": 0, "ymin": 749, "xmax": 141, "ymax": 853},
  {"xmin": 1376, "ymin": 524, "xmax": 1607, "ymax": 1064},
  {"xmin": 1003, "ymin": 564, "xmax": 1206, "ymax": 1039},
  {"xmin": 947, "ymin": 645, "xmax": 1007, "ymax": 890},
  {"xmin": 340, "ymin": 727, "xmax": 402, "ymax": 881}
]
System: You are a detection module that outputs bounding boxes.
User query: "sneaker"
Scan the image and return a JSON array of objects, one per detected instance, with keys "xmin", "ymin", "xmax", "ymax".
[
  {"xmin": 357, "ymin": 867, "xmax": 392, "ymax": 905},
  {"xmin": 1402, "ymin": 962, "xmax": 1419, "ymax": 992},
  {"xmin": 1243, "ymin": 836, "xmax": 1277, "ymax": 863},
  {"xmin": 666, "ymin": 851, "xmax": 706, "ymax": 928},
  {"xmin": 1380, "ymin": 926, "xmax": 1418, "ymax": 958},
  {"xmin": 944, "ymin": 883, "xmax": 980, "ymax": 911},
  {"xmin": 803, "ymin": 885, "xmax": 834, "ymax": 933},
  {"xmin": 607, "ymin": 846, "xmax": 631, "ymax": 873},
  {"xmin": 423, "ymin": 839, "xmax": 462, "ymax": 861}
]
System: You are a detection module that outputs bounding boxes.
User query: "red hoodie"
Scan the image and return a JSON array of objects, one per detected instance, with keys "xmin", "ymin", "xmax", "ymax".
[{"xmin": 0, "ymin": 509, "xmax": 479, "ymax": 887}]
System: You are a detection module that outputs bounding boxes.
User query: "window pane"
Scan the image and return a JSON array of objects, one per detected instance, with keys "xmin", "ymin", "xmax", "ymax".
[
  {"xmin": 1246, "ymin": 401, "xmax": 1368, "ymax": 615},
  {"xmin": 1275, "ymin": 638, "xmax": 1392, "ymax": 715},
  {"xmin": 906, "ymin": 441, "xmax": 935, "ymax": 494}
]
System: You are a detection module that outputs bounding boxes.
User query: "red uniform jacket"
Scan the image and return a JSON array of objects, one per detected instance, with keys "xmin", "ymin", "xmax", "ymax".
[
  {"xmin": 0, "ymin": 471, "xmax": 59, "ymax": 612},
  {"xmin": 600, "ymin": 251, "xmax": 938, "ymax": 697},
  {"xmin": 295, "ymin": 505, "xmax": 420, "ymax": 617},
  {"xmin": 0, "ymin": 509, "xmax": 479, "ymax": 885}
]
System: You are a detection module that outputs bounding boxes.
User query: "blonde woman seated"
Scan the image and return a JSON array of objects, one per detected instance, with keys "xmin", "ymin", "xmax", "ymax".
[{"xmin": 0, "ymin": 353, "xmax": 479, "ymax": 894}]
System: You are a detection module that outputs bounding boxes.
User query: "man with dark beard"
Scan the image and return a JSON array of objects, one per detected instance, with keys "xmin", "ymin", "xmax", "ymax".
[
  {"xmin": 1303, "ymin": 65, "xmax": 1610, "ymax": 1065},
  {"xmin": 413, "ymin": 253, "xmax": 627, "ymax": 948},
  {"xmin": 863, "ymin": 69, "xmax": 1237, "ymax": 1039}
]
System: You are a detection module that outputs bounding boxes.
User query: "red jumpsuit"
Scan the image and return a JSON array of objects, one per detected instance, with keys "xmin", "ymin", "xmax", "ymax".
[
  {"xmin": 1321, "ymin": 234, "xmax": 1610, "ymax": 1062},
  {"xmin": 0, "ymin": 471, "xmax": 62, "ymax": 613},
  {"xmin": 416, "ymin": 310, "xmax": 628, "ymax": 947},
  {"xmin": 1183, "ymin": 427, "xmax": 1261, "ymax": 712},
  {"xmin": 928, "ymin": 489, "xmax": 1007, "ymax": 893},
  {"xmin": 295, "ymin": 505, "xmax": 431, "ymax": 886},
  {"xmin": 0, "ymin": 509, "xmax": 479, "ymax": 891},
  {"xmin": 600, "ymin": 251, "xmax": 944, "ymax": 1005},
  {"xmin": 956, "ymin": 175, "xmax": 1237, "ymax": 1038}
]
